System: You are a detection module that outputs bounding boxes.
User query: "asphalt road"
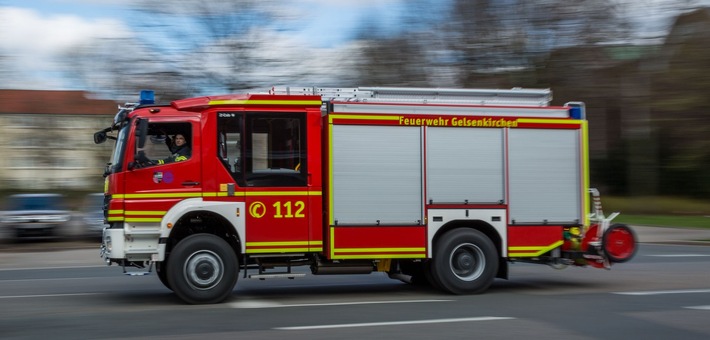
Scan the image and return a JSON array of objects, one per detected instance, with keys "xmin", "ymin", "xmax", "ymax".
[{"xmin": 0, "ymin": 242, "xmax": 709, "ymax": 339}]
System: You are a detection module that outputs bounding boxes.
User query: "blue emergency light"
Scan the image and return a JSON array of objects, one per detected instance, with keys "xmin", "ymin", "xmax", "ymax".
[{"xmin": 139, "ymin": 90, "xmax": 155, "ymax": 105}]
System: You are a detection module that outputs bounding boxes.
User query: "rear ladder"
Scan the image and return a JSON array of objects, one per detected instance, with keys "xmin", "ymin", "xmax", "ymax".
[{"xmin": 268, "ymin": 86, "xmax": 552, "ymax": 107}]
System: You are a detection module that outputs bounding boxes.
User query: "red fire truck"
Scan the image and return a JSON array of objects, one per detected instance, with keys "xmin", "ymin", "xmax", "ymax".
[{"xmin": 94, "ymin": 87, "xmax": 636, "ymax": 304}]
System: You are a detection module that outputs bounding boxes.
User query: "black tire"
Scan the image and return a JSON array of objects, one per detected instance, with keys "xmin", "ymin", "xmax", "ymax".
[
  {"xmin": 431, "ymin": 229, "xmax": 498, "ymax": 294},
  {"xmin": 603, "ymin": 223, "xmax": 637, "ymax": 263},
  {"xmin": 155, "ymin": 260, "xmax": 171, "ymax": 291},
  {"xmin": 166, "ymin": 234, "xmax": 238, "ymax": 304}
]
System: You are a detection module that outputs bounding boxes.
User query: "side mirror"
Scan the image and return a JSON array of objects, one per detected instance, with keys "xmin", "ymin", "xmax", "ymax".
[
  {"xmin": 94, "ymin": 131, "xmax": 107, "ymax": 144},
  {"xmin": 136, "ymin": 119, "xmax": 148, "ymax": 149}
]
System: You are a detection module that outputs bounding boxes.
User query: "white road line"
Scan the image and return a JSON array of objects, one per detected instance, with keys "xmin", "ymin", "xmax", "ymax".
[
  {"xmin": 230, "ymin": 299, "xmax": 453, "ymax": 309},
  {"xmin": 0, "ymin": 293, "xmax": 103, "ymax": 299},
  {"xmin": 646, "ymin": 254, "xmax": 710, "ymax": 257},
  {"xmin": 0, "ymin": 277, "xmax": 111, "ymax": 283},
  {"xmin": 685, "ymin": 306, "xmax": 710, "ymax": 310},
  {"xmin": 613, "ymin": 289, "xmax": 710, "ymax": 296},
  {"xmin": 0, "ymin": 265, "xmax": 106, "ymax": 271},
  {"xmin": 275, "ymin": 316, "xmax": 515, "ymax": 330}
]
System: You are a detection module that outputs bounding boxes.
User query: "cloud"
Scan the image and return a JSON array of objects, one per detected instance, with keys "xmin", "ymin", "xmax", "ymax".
[{"xmin": 0, "ymin": 6, "xmax": 133, "ymax": 88}]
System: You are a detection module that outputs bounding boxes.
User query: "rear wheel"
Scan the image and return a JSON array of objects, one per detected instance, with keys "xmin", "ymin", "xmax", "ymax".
[
  {"xmin": 603, "ymin": 223, "xmax": 637, "ymax": 263},
  {"xmin": 166, "ymin": 234, "xmax": 238, "ymax": 304},
  {"xmin": 431, "ymin": 229, "xmax": 498, "ymax": 294}
]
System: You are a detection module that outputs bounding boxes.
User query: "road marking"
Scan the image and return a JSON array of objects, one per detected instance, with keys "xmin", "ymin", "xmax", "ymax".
[
  {"xmin": 275, "ymin": 316, "xmax": 515, "ymax": 330},
  {"xmin": 0, "ymin": 265, "xmax": 106, "ymax": 271},
  {"xmin": 0, "ymin": 293, "xmax": 103, "ymax": 299},
  {"xmin": 230, "ymin": 299, "xmax": 453, "ymax": 309},
  {"xmin": 0, "ymin": 277, "xmax": 112, "ymax": 283},
  {"xmin": 685, "ymin": 306, "xmax": 710, "ymax": 310},
  {"xmin": 646, "ymin": 254, "xmax": 710, "ymax": 257},
  {"xmin": 613, "ymin": 289, "xmax": 710, "ymax": 296}
]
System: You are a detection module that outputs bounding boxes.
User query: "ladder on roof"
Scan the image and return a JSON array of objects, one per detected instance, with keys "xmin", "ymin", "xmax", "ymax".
[{"xmin": 268, "ymin": 86, "xmax": 552, "ymax": 107}]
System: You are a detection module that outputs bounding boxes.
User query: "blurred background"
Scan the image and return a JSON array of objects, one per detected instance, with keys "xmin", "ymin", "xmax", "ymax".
[{"xmin": 0, "ymin": 0, "xmax": 709, "ymax": 242}]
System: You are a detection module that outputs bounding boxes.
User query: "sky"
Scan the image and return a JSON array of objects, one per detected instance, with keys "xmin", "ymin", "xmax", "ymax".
[
  {"xmin": 0, "ymin": 0, "xmax": 407, "ymax": 91},
  {"xmin": 0, "ymin": 0, "xmax": 708, "ymax": 91}
]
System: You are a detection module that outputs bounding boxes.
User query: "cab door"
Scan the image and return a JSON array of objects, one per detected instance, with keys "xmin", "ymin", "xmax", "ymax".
[
  {"xmin": 123, "ymin": 119, "xmax": 202, "ymax": 225},
  {"xmin": 240, "ymin": 112, "xmax": 313, "ymax": 254}
]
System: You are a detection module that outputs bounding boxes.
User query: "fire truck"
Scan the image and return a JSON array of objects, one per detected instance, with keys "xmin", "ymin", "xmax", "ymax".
[{"xmin": 93, "ymin": 86, "xmax": 637, "ymax": 304}]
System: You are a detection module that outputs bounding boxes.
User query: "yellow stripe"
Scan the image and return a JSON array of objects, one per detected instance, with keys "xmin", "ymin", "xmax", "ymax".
[
  {"xmin": 329, "ymin": 114, "xmax": 402, "ymax": 123},
  {"xmin": 108, "ymin": 209, "xmax": 124, "ymax": 214},
  {"xmin": 328, "ymin": 125, "xmax": 335, "ymax": 226},
  {"xmin": 209, "ymin": 99, "xmax": 322, "ymax": 106},
  {"xmin": 517, "ymin": 118, "xmax": 583, "ymax": 125},
  {"xmin": 333, "ymin": 254, "xmax": 427, "ymax": 259},
  {"xmin": 124, "ymin": 211, "xmax": 166, "ymax": 216},
  {"xmin": 508, "ymin": 240, "xmax": 563, "ymax": 257},
  {"xmin": 115, "ymin": 190, "xmax": 319, "ymax": 200},
  {"xmin": 245, "ymin": 191, "xmax": 321, "ymax": 196},
  {"xmin": 329, "ymin": 217, "xmax": 335, "ymax": 259},
  {"xmin": 246, "ymin": 241, "xmax": 321, "ymax": 247},
  {"xmin": 334, "ymin": 247, "xmax": 425, "ymax": 253},
  {"xmin": 245, "ymin": 248, "xmax": 310, "ymax": 253},
  {"xmin": 203, "ymin": 192, "xmax": 242, "ymax": 197},
  {"xmin": 116, "ymin": 191, "xmax": 321, "ymax": 200},
  {"xmin": 107, "ymin": 217, "xmax": 124, "ymax": 222},
  {"xmin": 118, "ymin": 193, "xmax": 203, "ymax": 199},
  {"xmin": 508, "ymin": 252, "xmax": 544, "ymax": 257},
  {"xmin": 125, "ymin": 217, "xmax": 162, "ymax": 223},
  {"xmin": 581, "ymin": 120, "xmax": 590, "ymax": 227}
]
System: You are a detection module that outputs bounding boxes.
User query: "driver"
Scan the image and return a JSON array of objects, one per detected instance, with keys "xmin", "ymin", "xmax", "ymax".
[
  {"xmin": 157, "ymin": 134, "xmax": 191, "ymax": 164},
  {"xmin": 135, "ymin": 133, "xmax": 191, "ymax": 166}
]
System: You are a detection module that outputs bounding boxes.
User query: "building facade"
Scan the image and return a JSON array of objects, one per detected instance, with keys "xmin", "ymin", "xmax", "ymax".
[{"xmin": 0, "ymin": 90, "xmax": 118, "ymax": 191}]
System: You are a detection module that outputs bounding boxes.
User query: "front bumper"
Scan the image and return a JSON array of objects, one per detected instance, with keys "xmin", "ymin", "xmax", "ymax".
[
  {"xmin": 101, "ymin": 226, "xmax": 163, "ymax": 263},
  {"xmin": 101, "ymin": 228, "xmax": 125, "ymax": 261}
]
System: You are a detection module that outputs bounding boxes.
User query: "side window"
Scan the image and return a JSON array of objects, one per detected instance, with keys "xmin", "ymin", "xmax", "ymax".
[
  {"xmin": 245, "ymin": 112, "xmax": 306, "ymax": 187},
  {"xmin": 217, "ymin": 113, "xmax": 244, "ymax": 185},
  {"xmin": 136, "ymin": 122, "xmax": 192, "ymax": 166}
]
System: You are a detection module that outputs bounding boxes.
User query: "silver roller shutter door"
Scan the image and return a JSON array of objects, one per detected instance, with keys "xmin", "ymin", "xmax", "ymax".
[
  {"xmin": 426, "ymin": 127, "xmax": 504, "ymax": 204},
  {"xmin": 508, "ymin": 129, "xmax": 582, "ymax": 224},
  {"xmin": 331, "ymin": 125, "xmax": 423, "ymax": 225}
]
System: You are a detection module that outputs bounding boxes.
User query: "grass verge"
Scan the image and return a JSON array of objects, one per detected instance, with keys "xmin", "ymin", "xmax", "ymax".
[
  {"xmin": 601, "ymin": 196, "xmax": 710, "ymax": 229},
  {"xmin": 614, "ymin": 214, "xmax": 710, "ymax": 229}
]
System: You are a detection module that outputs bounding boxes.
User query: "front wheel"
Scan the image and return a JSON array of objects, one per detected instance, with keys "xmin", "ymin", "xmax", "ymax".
[
  {"xmin": 155, "ymin": 260, "xmax": 171, "ymax": 291},
  {"xmin": 431, "ymin": 229, "xmax": 498, "ymax": 294},
  {"xmin": 166, "ymin": 234, "xmax": 239, "ymax": 304}
]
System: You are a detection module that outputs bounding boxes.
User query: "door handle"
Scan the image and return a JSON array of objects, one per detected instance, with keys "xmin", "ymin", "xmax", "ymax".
[{"xmin": 182, "ymin": 181, "xmax": 200, "ymax": 186}]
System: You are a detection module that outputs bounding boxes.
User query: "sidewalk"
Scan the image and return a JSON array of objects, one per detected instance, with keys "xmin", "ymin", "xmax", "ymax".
[
  {"xmin": 631, "ymin": 225, "xmax": 710, "ymax": 245},
  {"xmin": 0, "ymin": 225, "xmax": 708, "ymax": 270}
]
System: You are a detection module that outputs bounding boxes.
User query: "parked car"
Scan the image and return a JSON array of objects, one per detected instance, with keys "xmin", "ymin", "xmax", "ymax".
[
  {"xmin": 1, "ymin": 193, "xmax": 72, "ymax": 239},
  {"xmin": 81, "ymin": 193, "xmax": 108, "ymax": 239}
]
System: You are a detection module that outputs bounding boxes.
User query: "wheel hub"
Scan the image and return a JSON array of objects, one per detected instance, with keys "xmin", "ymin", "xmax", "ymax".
[
  {"xmin": 449, "ymin": 243, "xmax": 485, "ymax": 281},
  {"xmin": 184, "ymin": 250, "xmax": 224, "ymax": 290}
]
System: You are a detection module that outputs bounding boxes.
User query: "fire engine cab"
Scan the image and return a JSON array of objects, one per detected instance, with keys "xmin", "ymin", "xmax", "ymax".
[{"xmin": 94, "ymin": 87, "xmax": 637, "ymax": 304}]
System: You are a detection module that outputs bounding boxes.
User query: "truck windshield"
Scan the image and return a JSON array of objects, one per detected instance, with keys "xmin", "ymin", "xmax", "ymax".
[{"xmin": 108, "ymin": 123, "xmax": 130, "ymax": 174}]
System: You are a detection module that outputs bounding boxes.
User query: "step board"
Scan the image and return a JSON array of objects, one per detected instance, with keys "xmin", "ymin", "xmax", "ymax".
[
  {"xmin": 249, "ymin": 273, "xmax": 306, "ymax": 280},
  {"xmin": 124, "ymin": 271, "xmax": 151, "ymax": 276}
]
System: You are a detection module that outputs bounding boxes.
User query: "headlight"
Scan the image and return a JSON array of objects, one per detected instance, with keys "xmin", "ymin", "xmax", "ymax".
[
  {"xmin": 41, "ymin": 215, "xmax": 71, "ymax": 222},
  {"xmin": 105, "ymin": 235, "xmax": 113, "ymax": 253},
  {"xmin": 4, "ymin": 216, "xmax": 26, "ymax": 223}
]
